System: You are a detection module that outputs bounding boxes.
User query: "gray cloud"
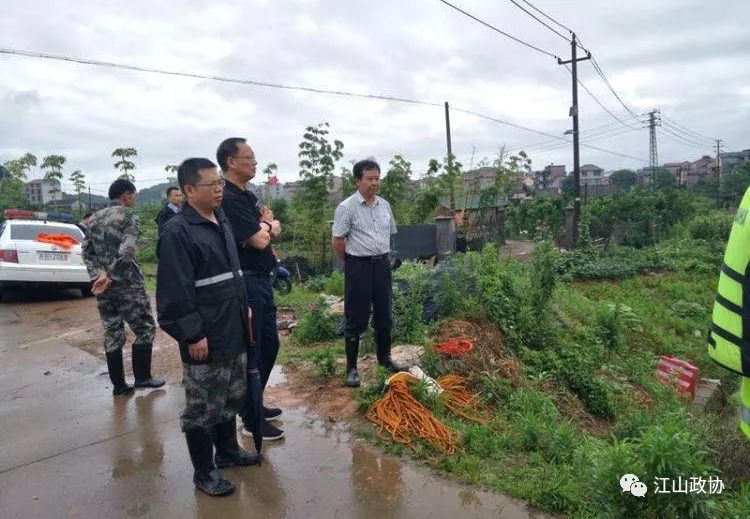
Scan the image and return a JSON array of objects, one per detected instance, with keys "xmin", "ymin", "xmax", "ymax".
[{"xmin": 1, "ymin": 0, "xmax": 748, "ymax": 196}]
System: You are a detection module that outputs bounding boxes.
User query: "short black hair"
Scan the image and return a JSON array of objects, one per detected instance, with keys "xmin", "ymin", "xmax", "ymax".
[
  {"xmin": 216, "ymin": 137, "xmax": 246, "ymax": 172},
  {"xmin": 177, "ymin": 158, "xmax": 217, "ymax": 190},
  {"xmin": 108, "ymin": 178, "xmax": 136, "ymax": 200},
  {"xmin": 83, "ymin": 212, "xmax": 92, "ymax": 219},
  {"xmin": 166, "ymin": 186, "xmax": 180, "ymax": 197},
  {"xmin": 352, "ymin": 159, "xmax": 380, "ymax": 180}
]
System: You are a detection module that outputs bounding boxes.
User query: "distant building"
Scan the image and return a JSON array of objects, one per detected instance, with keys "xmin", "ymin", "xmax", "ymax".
[
  {"xmin": 536, "ymin": 164, "xmax": 566, "ymax": 191},
  {"xmin": 579, "ymin": 164, "xmax": 608, "ymax": 188},
  {"xmin": 24, "ymin": 179, "xmax": 60, "ymax": 206},
  {"xmin": 720, "ymin": 149, "xmax": 750, "ymax": 176}
]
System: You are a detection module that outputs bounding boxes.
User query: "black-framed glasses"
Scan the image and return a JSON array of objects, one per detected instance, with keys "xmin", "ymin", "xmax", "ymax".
[
  {"xmin": 195, "ymin": 179, "xmax": 226, "ymax": 189},
  {"xmin": 232, "ymin": 155, "xmax": 256, "ymax": 161}
]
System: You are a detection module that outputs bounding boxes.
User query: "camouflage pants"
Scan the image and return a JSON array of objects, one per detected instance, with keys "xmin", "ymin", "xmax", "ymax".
[
  {"xmin": 180, "ymin": 353, "xmax": 247, "ymax": 431},
  {"xmin": 96, "ymin": 283, "xmax": 156, "ymax": 354}
]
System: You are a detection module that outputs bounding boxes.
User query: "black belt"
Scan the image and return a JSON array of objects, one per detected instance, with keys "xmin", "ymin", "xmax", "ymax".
[{"xmin": 346, "ymin": 253, "xmax": 389, "ymax": 262}]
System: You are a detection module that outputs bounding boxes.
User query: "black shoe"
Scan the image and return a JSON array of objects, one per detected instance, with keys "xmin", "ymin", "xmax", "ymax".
[
  {"xmin": 132, "ymin": 347, "xmax": 166, "ymax": 388},
  {"xmin": 184, "ymin": 428, "xmax": 235, "ymax": 496},
  {"xmin": 105, "ymin": 350, "xmax": 134, "ymax": 396},
  {"xmin": 240, "ymin": 421, "xmax": 285, "ymax": 441},
  {"xmin": 345, "ymin": 335, "xmax": 360, "ymax": 387},
  {"xmin": 214, "ymin": 417, "xmax": 261, "ymax": 468},
  {"xmin": 346, "ymin": 367, "xmax": 360, "ymax": 387},
  {"xmin": 263, "ymin": 406, "xmax": 283, "ymax": 422},
  {"xmin": 376, "ymin": 330, "xmax": 408, "ymax": 373}
]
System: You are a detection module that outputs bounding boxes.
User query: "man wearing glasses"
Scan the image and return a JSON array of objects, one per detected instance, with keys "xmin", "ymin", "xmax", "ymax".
[
  {"xmin": 218, "ymin": 137, "xmax": 284, "ymax": 441},
  {"xmin": 157, "ymin": 158, "xmax": 259, "ymax": 496}
]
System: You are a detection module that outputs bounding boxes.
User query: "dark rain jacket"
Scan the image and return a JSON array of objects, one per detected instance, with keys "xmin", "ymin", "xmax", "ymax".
[{"xmin": 156, "ymin": 203, "xmax": 250, "ymax": 365}]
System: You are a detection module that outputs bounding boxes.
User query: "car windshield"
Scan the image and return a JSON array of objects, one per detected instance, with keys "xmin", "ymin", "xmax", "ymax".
[{"xmin": 10, "ymin": 224, "xmax": 84, "ymax": 242}]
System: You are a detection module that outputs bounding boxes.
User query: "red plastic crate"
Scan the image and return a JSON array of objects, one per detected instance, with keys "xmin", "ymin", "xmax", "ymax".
[{"xmin": 656, "ymin": 355, "xmax": 699, "ymax": 400}]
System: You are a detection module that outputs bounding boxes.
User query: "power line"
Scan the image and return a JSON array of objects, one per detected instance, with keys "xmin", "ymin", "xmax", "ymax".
[
  {"xmin": 435, "ymin": 0, "xmax": 561, "ymax": 60},
  {"xmin": 1, "ymin": 46, "xmax": 646, "ymax": 167},
  {"xmin": 564, "ymin": 64, "xmax": 638, "ymax": 129},
  {"xmin": 0, "ymin": 47, "xmax": 443, "ymax": 108},
  {"xmin": 589, "ymin": 56, "xmax": 640, "ymax": 122},
  {"xmin": 658, "ymin": 126, "xmax": 713, "ymax": 151},
  {"xmin": 507, "ymin": 0, "xmax": 570, "ymax": 42},
  {"xmin": 661, "ymin": 114, "xmax": 717, "ymax": 142},
  {"xmin": 661, "ymin": 120, "xmax": 715, "ymax": 145},
  {"xmin": 517, "ymin": 0, "xmax": 573, "ymax": 35}
]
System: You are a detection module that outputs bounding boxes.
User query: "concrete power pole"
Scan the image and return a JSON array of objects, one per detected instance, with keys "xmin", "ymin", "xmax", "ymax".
[
  {"xmin": 647, "ymin": 109, "xmax": 661, "ymax": 189},
  {"xmin": 715, "ymin": 139, "xmax": 724, "ymax": 206},
  {"xmin": 557, "ymin": 33, "xmax": 591, "ymax": 248}
]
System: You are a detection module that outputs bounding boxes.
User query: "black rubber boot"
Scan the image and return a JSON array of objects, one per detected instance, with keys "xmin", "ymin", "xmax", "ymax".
[
  {"xmin": 132, "ymin": 347, "xmax": 165, "ymax": 388},
  {"xmin": 214, "ymin": 416, "xmax": 261, "ymax": 468},
  {"xmin": 344, "ymin": 335, "xmax": 360, "ymax": 387},
  {"xmin": 184, "ymin": 428, "xmax": 235, "ymax": 496},
  {"xmin": 376, "ymin": 329, "xmax": 407, "ymax": 373},
  {"xmin": 105, "ymin": 349, "xmax": 134, "ymax": 396}
]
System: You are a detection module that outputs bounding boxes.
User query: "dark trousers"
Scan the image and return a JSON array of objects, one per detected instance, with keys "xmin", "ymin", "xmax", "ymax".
[
  {"xmin": 241, "ymin": 275, "xmax": 279, "ymax": 421},
  {"xmin": 344, "ymin": 255, "xmax": 392, "ymax": 337}
]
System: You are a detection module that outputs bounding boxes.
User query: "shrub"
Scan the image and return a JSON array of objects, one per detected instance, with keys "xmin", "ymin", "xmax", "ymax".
[
  {"xmin": 687, "ymin": 212, "xmax": 732, "ymax": 242},
  {"xmin": 595, "ymin": 303, "xmax": 626, "ymax": 350},
  {"xmin": 310, "ymin": 346, "xmax": 337, "ymax": 378},
  {"xmin": 293, "ymin": 297, "xmax": 337, "ymax": 344},
  {"xmin": 586, "ymin": 412, "xmax": 719, "ymax": 518},
  {"xmin": 323, "ymin": 271, "xmax": 345, "ymax": 296}
]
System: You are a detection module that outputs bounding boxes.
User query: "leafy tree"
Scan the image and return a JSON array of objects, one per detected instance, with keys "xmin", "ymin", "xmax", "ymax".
[
  {"xmin": 440, "ymin": 154, "xmax": 463, "ymax": 211},
  {"xmin": 164, "ymin": 164, "xmax": 178, "ymax": 183},
  {"xmin": 295, "ymin": 123, "xmax": 344, "ymax": 269},
  {"xmin": 719, "ymin": 159, "xmax": 750, "ymax": 207},
  {"xmin": 270, "ymin": 197, "xmax": 289, "ymax": 226},
  {"xmin": 69, "ymin": 169, "xmax": 86, "ymax": 211},
  {"xmin": 610, "ymin": 169, "xmax": 637, "ymax": 192},
  {"xmin": 112, "ymin": 147, "xmax": 137, "ymax": 181},
  {"xmin": 40, "ymin": 154, "xmax": 66, "ymax": 211},
  {"xmin": 340, "ymin": 166, "xmax": 356, "ymax": 199},
  {"xmin": 653, "ymin": 167, "xmax": 676, "ymax": 190},
  {"xmin": 380, "ymin": 155, "xmax": 412, "ymax": 221},
  {"xmin": 0, "ymin": 153, "xmax": 37, "ymax": 212}
]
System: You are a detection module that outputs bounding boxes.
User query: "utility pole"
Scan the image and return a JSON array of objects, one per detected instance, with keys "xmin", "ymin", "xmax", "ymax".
[
  {"xmin": 88, "ymin": 185, "xmax": 92, "ymax": 211},
  {"xmin": 557, "ymin": 33, "xmax": 590, "ymax": 248},
  {"xmin": 444, "ymin": 101, "xmax": 453, "ymax": 159},
  {"xmin": 647, "ymin": 109, "xmax": 661, "ymax": 190},
  {"xmin": 715, "ymin": 139, "xmax": 724, "ymax": 207}
]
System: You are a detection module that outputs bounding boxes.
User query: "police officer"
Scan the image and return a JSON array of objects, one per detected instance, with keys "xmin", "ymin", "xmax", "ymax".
[
  {"xmin": 218, "ymin": 137, "xmax": 284, "ymax": 441},
  {"xmin": 708, "ymin": 185, "xmax": 750, "ymax": 439},
  {"xmin": 155, "ymin": 186, "xmax": 182, "ymax": 233},
  {"xmin": 332, "ymin": 159, "xmax": 407, "ymax": 387},
  {"xmin": 83, "ymin": 178, "xmax": 164, "ymax": 396},
  {"xmin": 156, "ymin": 158, "xmax": 259, "ymax": 497}
]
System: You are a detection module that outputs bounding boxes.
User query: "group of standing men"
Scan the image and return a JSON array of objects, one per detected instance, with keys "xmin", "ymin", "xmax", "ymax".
[{"xmin": 82, "ymin": 138, "xmax": 406, "ymax": 496}]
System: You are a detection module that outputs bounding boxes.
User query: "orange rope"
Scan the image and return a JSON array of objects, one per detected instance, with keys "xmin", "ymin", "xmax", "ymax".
[
  {"xmin": 434, "ymin": 338, "xmax": 474, "ymax": 357},
  {"xmin": 365, "ymin": 373, "xmax": 460, "ymax": 455},
  {"xmin": 438, "ymin": 375, "xmax": 488, "ymax": 424}
]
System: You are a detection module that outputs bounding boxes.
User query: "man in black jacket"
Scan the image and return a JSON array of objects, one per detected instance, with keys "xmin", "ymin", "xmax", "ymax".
[
  {"xmin": 155, "ymin": 186, "xmax": 182, "ymax": 233},
  {"xmin": 218, "ymin": 137, "xmax": 284, "ymax": 441},
  {"xmin": 156, "ymin": 158, "xmax": 259, "ymax": 497}
]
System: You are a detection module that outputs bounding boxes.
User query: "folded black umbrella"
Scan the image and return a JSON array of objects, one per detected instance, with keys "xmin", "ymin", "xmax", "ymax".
[{"xmin": 245, "ymin": 324, "xmax": 264, "ymax": 461}]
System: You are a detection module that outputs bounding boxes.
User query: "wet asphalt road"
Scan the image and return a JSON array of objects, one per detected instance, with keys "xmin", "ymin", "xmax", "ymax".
[{"xmin": 0, "ymin": 289, "xmax": 556, "ymax": 519}]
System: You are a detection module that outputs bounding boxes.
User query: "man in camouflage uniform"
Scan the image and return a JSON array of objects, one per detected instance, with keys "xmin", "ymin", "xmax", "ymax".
[
  {"xmin": 157, "ymin": 158, "xmax": 259, "ymax": 497},
  {"xmin": 83, "ymin": 178, "xmax": 165, "ymax": 396}
]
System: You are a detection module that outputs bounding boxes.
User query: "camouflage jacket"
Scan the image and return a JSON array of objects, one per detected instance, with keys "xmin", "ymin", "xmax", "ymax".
[{"xmin": 82, "ymin": 202, "xmax": 143, "ymax": 284}]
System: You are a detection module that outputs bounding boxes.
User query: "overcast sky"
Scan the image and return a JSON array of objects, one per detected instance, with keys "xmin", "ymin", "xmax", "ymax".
[{"xmin": 1, "ymin": 0, "xmax": 749, "ymax": 196}]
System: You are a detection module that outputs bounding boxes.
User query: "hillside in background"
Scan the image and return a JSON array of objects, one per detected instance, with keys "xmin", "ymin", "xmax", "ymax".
[{"xmin": 137, "ymin": 181, "xmax": 177, "ymax": 206}]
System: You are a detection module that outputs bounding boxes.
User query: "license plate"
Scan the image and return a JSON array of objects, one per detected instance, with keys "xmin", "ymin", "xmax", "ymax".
[{"xmin": 38, "ymin": 251, "xmax": 69, "ymax": 262}]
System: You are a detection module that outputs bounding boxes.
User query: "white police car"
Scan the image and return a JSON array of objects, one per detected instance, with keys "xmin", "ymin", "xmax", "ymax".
[{"xmin": 0, "ymin": 209, "xmax": 92, "ymax": 299}]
